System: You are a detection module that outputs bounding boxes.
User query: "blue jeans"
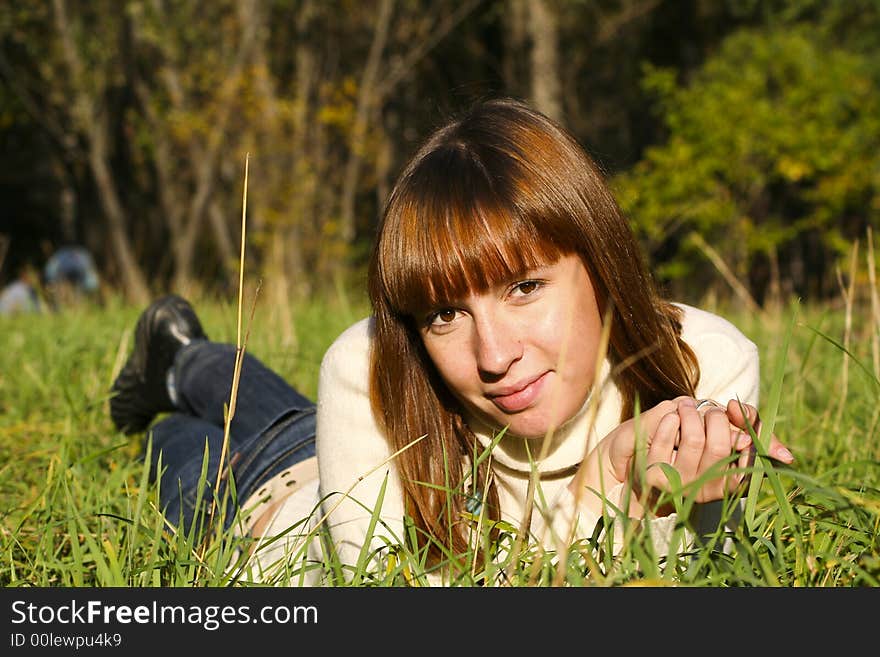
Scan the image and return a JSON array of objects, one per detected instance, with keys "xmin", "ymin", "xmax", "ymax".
[{"xmin": 145, "ymin": 340, "xmax": 316, "ymax": 534}]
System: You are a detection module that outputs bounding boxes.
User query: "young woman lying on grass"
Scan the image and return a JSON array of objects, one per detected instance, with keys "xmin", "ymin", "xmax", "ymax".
[{"xmin": 109, "ymin": 97, "xmax": 794, "ymax": 585}]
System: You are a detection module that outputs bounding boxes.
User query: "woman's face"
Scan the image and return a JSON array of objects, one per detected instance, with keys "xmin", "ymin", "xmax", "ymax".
[{"xmin": 419, "ymin": 253, "xmax": 602, "ymax": 439}]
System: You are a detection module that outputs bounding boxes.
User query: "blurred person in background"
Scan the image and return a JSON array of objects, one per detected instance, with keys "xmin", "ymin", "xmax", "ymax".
[
  {"xmin": 0, "ymin": 262, "xmax": 42, "ymax": 316},
  {"xmin": 43, "ymin": 244, "xmax": 101, "ymax": 309}
]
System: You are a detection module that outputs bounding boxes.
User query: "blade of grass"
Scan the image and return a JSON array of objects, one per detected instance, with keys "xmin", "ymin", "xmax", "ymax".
[{"xmin": 744, "ymin": 300, "xmax": 799, "ymax": 529}]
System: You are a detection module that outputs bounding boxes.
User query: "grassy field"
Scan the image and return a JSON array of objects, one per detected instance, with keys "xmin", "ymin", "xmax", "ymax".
[{"xmin": 1, "ymin": 285, "xmax": 878, "ymax": 587}]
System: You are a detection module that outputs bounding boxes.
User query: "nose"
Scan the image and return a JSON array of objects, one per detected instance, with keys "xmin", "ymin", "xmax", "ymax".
[{"xmin": 473, "ymin": 312, "xmax": 522, "ymax": 379}]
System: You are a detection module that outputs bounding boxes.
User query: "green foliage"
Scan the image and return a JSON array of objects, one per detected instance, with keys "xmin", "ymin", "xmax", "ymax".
[{"xmin": 613, "ymin": 24, "xmax": 880, "ymax": 297}]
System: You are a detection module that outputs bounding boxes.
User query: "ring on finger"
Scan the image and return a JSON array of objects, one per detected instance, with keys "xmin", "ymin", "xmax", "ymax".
[{"xmin": 695, "ymin": 398, "xmax": 723, "ymax": 411}]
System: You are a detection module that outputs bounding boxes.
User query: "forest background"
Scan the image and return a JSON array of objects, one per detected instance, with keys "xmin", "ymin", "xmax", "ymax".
[{"xmin": 2, "ymin": 0, "xmax": 878, "ymax": 312}]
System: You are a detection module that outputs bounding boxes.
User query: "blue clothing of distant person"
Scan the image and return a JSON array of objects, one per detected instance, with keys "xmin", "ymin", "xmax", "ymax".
[{"xmin": 43, "ymin": 246, "xmax": 100, "ymax": 293}]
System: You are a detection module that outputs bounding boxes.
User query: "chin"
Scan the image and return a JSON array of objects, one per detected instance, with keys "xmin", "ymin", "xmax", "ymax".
[
  {"xmin": 506, "ymin": 406, "xmax": 582, "ymax": 440},
  {"xmin": 505, "ymin": 419, "xmax": 557, "ymax": 441},
  {"xmin": 470, "ymin": 405, "xmax": 563, "ymax": 441}
]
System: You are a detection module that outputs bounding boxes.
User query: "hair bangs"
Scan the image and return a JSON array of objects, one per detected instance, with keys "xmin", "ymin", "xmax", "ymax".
[{"xmin": 380, "ymin": 196, "xmax": 563, "ymax": 317}]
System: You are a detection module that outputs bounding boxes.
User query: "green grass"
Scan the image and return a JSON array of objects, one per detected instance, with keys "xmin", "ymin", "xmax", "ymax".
[{"xmin": 1, "ymin": 289, "xmax": 878, "ymax": 587}]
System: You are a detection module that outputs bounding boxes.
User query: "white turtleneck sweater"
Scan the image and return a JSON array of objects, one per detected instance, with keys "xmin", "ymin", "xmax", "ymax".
[{"xmin": 235, "ymin": 303, "xmax": 759, "ymax": 585}]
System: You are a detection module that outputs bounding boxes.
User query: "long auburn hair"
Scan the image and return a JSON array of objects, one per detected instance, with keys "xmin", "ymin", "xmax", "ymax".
[{"xmin": 367, "ymin": 97, "xmax": 698, "ymax": 566}]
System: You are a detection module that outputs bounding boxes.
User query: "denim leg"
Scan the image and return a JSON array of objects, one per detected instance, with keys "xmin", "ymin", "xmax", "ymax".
[
  {"xmin": 150, "ymin": 358, "xmax": 315, "ymax": 530},
  {"xmin": 173, "ymin": 340, "xmax": 314, "ymax": 437},
  {"xmin": 146, "ymin": 413, "xmax": 231, "ymax": 534}
]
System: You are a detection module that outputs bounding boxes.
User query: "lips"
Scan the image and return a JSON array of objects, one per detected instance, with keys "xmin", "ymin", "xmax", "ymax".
[{"xmin": 487, "ymin": 372, "xmax": 549, "ymax": 413}]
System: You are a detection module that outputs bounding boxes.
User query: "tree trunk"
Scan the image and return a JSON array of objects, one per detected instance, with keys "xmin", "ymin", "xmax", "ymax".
[
  {"xmin": 88, "ymin": 123, "xmax": 151, "ymax": 303},
  {"xmin": 338, "ymin": 0, "xmax": 394, "ymax": 246},
  {"xmin": 208, "ymin": 201, "xmax": 237, "ymax": 281},
  {"xmin": 528, "ymin": 0, "xmax": 563, "ymax": 123},
  {"xmin": 52, "ymin": 0, "xmax": 150, "ymax": 304},
  {"xmin": 289, "ymin": 0, "xmax": 319, "ymax": 297},
  {"xmin": 503, "ymin": 0, "xmax": 529, "ymax": 96},
  {"xmin": 768, "ymin": 244, "xmax": 781, "ymax": 309},
  {"xmin": 165, "ymin": 0, "xmax": 261, "ymax": 292},
  {"xmin": 135, "ymin": 52, "xmax": 238, "ymax": 293}
]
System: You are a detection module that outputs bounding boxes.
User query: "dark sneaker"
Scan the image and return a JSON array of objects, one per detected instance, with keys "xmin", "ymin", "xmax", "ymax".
[{"xmin": 110, "ymin": 294, "xmax": 207, "ymax": 434}]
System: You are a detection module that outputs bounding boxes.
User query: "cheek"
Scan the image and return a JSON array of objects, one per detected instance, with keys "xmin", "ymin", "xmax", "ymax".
[
  {"xmin": 552, "ymin": 297, "xmax": 602, "ymax": 380},
  {"xmin": 536, "ymin": 296, "xmax": 600, "ymax": 357},
  {"xmin": 423, "ymin": 339, "xmax": 474, "ymax": 395}
]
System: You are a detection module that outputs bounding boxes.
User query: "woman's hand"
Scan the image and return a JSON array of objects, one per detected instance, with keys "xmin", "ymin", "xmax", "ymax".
[{"xmin": 570, "ymin": 397, "xmax": 794, "ymax": 519}]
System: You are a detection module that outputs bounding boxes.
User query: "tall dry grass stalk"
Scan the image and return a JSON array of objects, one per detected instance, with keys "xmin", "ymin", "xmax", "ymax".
[
  {"xmin": 689, "ymin": 230, "xmax": 762, "ymax": 316},
  {"xmin": 201, "ymin": 153, "xmax": 262, "ymax": 552},
  {"xmin": 834, "ymin": 240, "xmax": 858, "ymax": 429},
  {"xmin": 868, "ymin": 226, "xmax": 879, "ymax": 380},
  {"xmin": 865, "ymin": 226, "xmax": 880, "ymax": 440}
]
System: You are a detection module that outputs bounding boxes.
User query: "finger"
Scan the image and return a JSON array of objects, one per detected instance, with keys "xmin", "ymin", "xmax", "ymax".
[
  {"xmin": 638, "ymin": 398, "xmax": 682, "ymax": 435},
  {"xmin": 725, "ymin": 399, "xmax": 759, "ymax": 432},
  {"xmin": 732, "ymin": 430, "xmax": 752, "ymax": 452},
  {"xmin": 725, "ymin": 400, "xmax": 794, "ymax": 464},
  {"xmin": 695, "ymin": 398, "xmax": 724, "ymax": 417},
  {"xmin": 646, "ymin": 411, "xmax": 680, "ymax": 467},
  {"xmin": 701, "ymin": 407, "xmax": 754, "ymax": 496},
  {"xmin": 698, "ymin": 401, "xmax": 751, "ymax": 451},
  {"xmin": 700, "ymin": 407, "xmax": 737, "ymax": 466},
  {"xmin": 643, "ymin": 411, "xmax": 680, "ymax": 492},
  {"xmin": 765, "ymin": 433, "xmax": 795, "ymax": 464},
  {"xmin": 692, "ymin": 407, "xmax": 735, "ymax": 499},
  {"xmin": 674, "ymin": 397, "xmax": 705, "ymax": 482},
  {"xmin": 734, "ymin": 441, "xmax": 755, "ymax": 492}
]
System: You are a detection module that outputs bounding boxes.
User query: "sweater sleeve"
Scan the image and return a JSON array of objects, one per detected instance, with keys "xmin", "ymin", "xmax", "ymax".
[
  {"xmin": 311, "ymin": 317, "xmax": 410, "ymax": 580},
  {"xmin": 677, "ymin": 302, "xmax": 760, "ymax": 407}
]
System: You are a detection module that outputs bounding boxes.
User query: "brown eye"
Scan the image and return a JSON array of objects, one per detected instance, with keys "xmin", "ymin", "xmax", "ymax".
[
  {"xmin": 428, "ymin": 308, "xmax": 459, "ymax": 326},
  {"xmin": 512, "ymin": 280, "xmax": 541, "ymax": 297}
]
